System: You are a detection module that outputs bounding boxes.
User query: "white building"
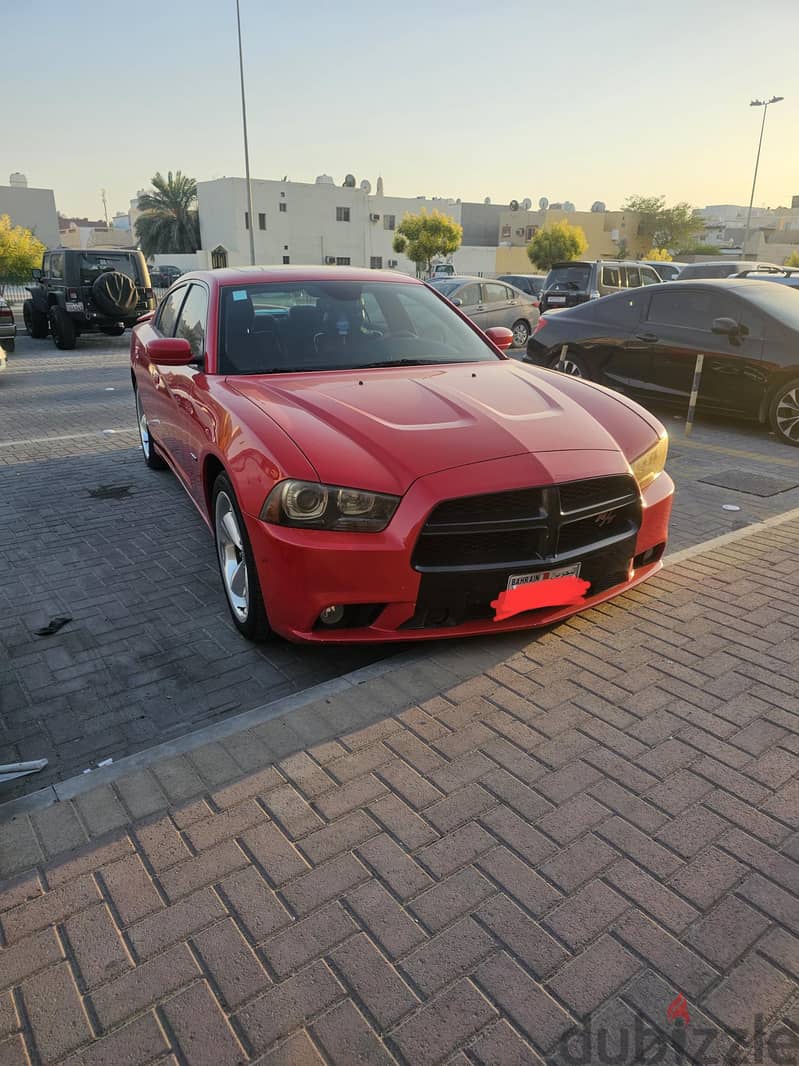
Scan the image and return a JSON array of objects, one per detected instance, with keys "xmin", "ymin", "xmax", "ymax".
[
  {"xmin": 0, "ymin": 181, "xmax": 59, "ymax": 248},
  {"xmin": 196, "ymin": 175, "xmax": 497, "ymax": 276}
]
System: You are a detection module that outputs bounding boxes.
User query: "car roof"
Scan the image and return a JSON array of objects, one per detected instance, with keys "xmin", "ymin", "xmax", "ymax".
[{"xmin": 177, "ymin": 265, "xmax": 424, "ymax": 287}]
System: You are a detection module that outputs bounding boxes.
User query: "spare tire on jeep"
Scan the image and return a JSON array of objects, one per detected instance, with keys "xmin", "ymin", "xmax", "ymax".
[{"xmin": 92, "ymin": 272, "xmax": 138, "ymax": 317}]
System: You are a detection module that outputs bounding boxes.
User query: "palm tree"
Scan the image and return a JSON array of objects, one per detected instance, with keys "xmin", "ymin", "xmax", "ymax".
[{"xmin": 135, "ymin": 171, "xmax": 201, "ymax": 256}]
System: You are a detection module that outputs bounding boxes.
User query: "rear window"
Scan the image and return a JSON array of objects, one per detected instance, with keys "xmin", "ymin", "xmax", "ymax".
[
  {"xmin": 545, "ymin": 265, "xmax": 591, "ymax": 291},
  {"xmin": 679, "ymin": 263, "xmax": 736, "ymax": 279},
  {"xmin": 79, "ymin": 253, "xmax": 140, "ymax": 285},
  {"xmin": 427, "ymin": 279, "xmax": 462, "ymax": 297}
]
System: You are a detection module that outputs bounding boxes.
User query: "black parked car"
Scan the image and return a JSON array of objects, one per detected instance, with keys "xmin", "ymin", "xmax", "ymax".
[
  {"xmin": 496, "ymin": 273, "xmax": 547, "ymax": 300},
  {"xmin": 23, "ymin": 247, "xmax": 156, "ymax": 349},
  {"xmin": 524, "ymin": 279, "xmax": 799, "ymax": 445}
]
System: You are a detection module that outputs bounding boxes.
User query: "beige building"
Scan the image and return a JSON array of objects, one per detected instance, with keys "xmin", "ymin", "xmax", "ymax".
[{"xmin": 495, "ymin": 207, "xmax": 646, "ymax": 274}]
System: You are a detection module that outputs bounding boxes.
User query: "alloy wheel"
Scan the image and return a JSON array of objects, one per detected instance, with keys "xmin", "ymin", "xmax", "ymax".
[
  {"xmin": 775, "ymin": 387, "xmax": 799, "ymax": 443},
  {"xmin": 512, "ymin": 321, "xmax": 530, "ymax": 347},
  {"xmin": 136, "ymin": 391, "xmax": 151, "ymax": 460},
  {"xmin": 556, "ymin": 357, "xmax": 583, "ymax": 377},
  {"xmin": 215, "ymin": 492, "xmax": 250, "ymax": 622}
]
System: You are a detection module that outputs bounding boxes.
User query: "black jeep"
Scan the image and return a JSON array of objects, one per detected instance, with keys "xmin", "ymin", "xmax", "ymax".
[{"xmin": 23, "ymin": 248, "xmax": 156, "ymax": 349}]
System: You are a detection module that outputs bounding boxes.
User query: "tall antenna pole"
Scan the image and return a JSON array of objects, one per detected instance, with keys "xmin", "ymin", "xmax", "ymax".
[
  {"xmin": 236, "ymin": 0, "xmax": 256, "ymax": 266},
  {"xmin": 101, "ymin": 188, "xmax": 109, "ymax": 227}
]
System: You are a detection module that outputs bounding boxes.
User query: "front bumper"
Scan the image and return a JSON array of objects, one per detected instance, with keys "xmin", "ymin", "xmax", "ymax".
[{"xmin": 244, "ymin": 454, "xmax": 674, "ymax": 644}]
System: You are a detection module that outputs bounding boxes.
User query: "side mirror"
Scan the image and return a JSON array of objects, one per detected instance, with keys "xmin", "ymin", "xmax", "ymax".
[
  {"xmin": 145, "ymin": 337, "xmax": 194, "ymax": 365},
  {"xmin": 32, "ymin": 268, "xmax": 42, "ymax": 280},
  {"xmin": 485, "ymin": 326, "xmax": 515, "ymax": 351},
  {"xmin": 450, "ymin": 297, "xmax": 463, "ymax": 307},
  {"xmin": 711, "ymin": 317, "xmax": 740, "ymax": 337}
]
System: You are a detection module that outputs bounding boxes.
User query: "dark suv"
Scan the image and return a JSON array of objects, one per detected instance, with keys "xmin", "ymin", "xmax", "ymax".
[
  {"xmin": 23, "ymin": 248, "xmax": 156, "ymax": 349},
  {"xmin": 539, "ymin": 260, "xmax": 662, "ymax": 312}
]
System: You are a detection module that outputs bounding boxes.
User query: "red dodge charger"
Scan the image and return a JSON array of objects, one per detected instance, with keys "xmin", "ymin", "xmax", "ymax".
[{"xmin": 130, "ymin": 267, "xmax": 673, "ymax": 643}]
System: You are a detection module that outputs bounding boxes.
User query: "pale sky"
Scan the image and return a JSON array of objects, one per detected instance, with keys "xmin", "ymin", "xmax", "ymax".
[{"xmin": 4, "ymin": 0, "xmax": 798, "ymax": 219}]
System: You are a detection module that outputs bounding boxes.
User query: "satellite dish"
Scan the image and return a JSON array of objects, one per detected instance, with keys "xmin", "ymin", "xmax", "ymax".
[
  {"xmin": 539, "ymin": 197, "xmax": 549, "ymax": 210},
  {"xmin": 509, "ymin": 199, "xmax": 519, "ymax": 211},
  {"xmin": 591, "ymin": 200, "xmax": 606, "ymax": 213},
  {"xmin": 522, "ymin": 198, "xmax": 532, "ymax": 211},
  {"xmin": 360, "ymin": 179, "xmax": 372, "ymax": 193},
  {"xmin": 563, "ymin": 201, "xmax": 575, "ymax": 213},
  {"xmin": 343, "ymin": 174, "xmax": 356, "ymax": 187},
  {"xmin": 484, "ymin": 197, "xmax": 491, "ymax": 205}
]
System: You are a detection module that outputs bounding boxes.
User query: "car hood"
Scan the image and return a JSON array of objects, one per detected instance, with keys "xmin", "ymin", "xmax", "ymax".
[{"xmin": 230, "ymin": 362, "xmax": 638, "ymax": 496}]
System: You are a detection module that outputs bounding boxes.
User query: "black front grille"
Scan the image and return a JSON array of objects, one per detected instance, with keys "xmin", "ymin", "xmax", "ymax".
[
  {"xmin": 412, "ymin": 475, "xmax": 640, "ymax": 574},
  {"xmin": 559, "ymin": 475, "xmax": 637, "ymax": 514},
  {"xmin": 426, "ymin": 488, "xmax": 543, "ymax": 527}
]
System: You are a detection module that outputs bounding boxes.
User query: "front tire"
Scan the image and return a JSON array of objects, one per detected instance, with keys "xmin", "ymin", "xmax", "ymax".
[
  {"xmin": 511, "ymin": 319, "xmax": 531, "ymax": 348},
  {"xmin": 3, "ymin": 338, "xmax": 14, "ymax": 354},
  {"xmin": 549, "ymin": 348, "xmax": 589, "ymax": 378},
  {"xmin": 212, "ymin": 473, "xmax": 272, "ymax": 641},
  {"xmin": 768, "ymin": 378, "xmax": 799, "ymax": 446},
  {"xmin": 135, "ymin": 388, "xmax": 167, "ymax": 470},
  {"xmin": 23, "ymin": 300, "xmax": 48, "ymax": 338},
  {"xmin": 49, "ymin": 306, "xmax": 77, "ymax": 350}
]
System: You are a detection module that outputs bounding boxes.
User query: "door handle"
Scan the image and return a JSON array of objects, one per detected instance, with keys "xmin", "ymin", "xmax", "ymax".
[{"xmin": 635, "ymin": 332, "xmax": 658, "ymax": 342}]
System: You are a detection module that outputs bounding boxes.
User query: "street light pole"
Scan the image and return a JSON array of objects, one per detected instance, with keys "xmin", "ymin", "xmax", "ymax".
[
  {"xmin": 742, "ymin": 95, "xmax": 784, "ymax": 258},
  {"xmin": 236, "ymin": 0, "xmax": 256, "ymax": 266}
]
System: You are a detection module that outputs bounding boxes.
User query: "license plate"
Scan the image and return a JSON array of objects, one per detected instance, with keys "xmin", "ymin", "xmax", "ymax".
[
  {"xmin": 548, "ymin": 295, "xmax": 567, "ymax": 304},
  {"xmin": 507, "ymin": 563, "xmax": 581, "ymax": 591},
  {"xmin": 65, "ymin": 301, "xmax": 84, "ymax": 312}
]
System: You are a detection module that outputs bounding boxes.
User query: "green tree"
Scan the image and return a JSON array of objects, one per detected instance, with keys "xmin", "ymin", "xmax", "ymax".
[
  {"xmin": 392, "ymin": 209, "xmax": 462, "ymax": 276},
  {"xmin": 0, "ymin": 215, "xmax": 46, "ymax": 288},
  {"xmin": 526, "ymin": 220, "xmax": 588, "ymax": 270},
  {"xmin": 135, "ymin": 171, "xmax": 201, "ymax": 257},
  {"xmin": 785, "ymin": 250, "xmax": 799, "ymax": 268},
  {"xmin": 623, "ymin": 195, "xmax": 703, "ymax": 252}
]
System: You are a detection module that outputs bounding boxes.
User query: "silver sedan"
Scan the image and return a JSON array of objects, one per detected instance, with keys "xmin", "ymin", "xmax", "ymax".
[{"xmin": 427, "ymin": 276, "xmax": 540, "ymax": 348}]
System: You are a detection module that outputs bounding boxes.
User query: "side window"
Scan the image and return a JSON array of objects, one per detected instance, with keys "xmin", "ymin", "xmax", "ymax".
[
  {"xmin": 42, "ymin": 253, "xmax": 50, "ymax": 277},
  {"xmin": 601, "ymin": 265, "xmax": 620, "ymax": 287},
  {"xmin": 647, "ymin": 290, "xmax": 714, "ymax": 330},
  {"xmin": 50, "ymin": 253, "xmax": 65, "ymax": 280},
  {"xmin": 641, "ymin": 267, "xmax": 660, "ymax": 286},
  {"xmin": 361, "ymin": 291, "xmax": 389, "ymax": 331},
  {"xmin": 591, "ymin": 291, "xmax": 645, "ymax": 328},
  {"xmin": 459, "ymin": 284, "xmax": 481, "ymax": 306},
  {"xmin": 626, "ymin": 266, "xmax": 641, "ymax": 288},
  {"xmin": 174, "ymin": 285, "xmax": 209, "ymax": 359},
  {"xmin": 484, "ymin": 283, "xmax": 510, "ymax": 303},
  {"xmin": 156, "ymin": 286, "xmax": 188, "ymax": 336}
]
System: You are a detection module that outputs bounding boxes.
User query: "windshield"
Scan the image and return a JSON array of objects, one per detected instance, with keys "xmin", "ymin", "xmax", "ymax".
[
  {"xmin": 545, "ymin": 265, "xmax": 592, "ymax": 291},
  {"xmin": 79, "ymin": 253, "xmax": 140, "ymax": 285},
  {"xmin": 217, "ymin": 280, "xmax": 499, "ymax": 374}
]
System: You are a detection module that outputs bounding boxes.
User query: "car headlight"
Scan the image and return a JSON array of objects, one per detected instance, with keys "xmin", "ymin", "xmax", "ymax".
[
  {"xmin": 630, "ymin": 434, "xmax": 668, "ymax": 491},
  {"xmin": 260, "ymin": 480, "xmax": 400, "ymax": 532}
]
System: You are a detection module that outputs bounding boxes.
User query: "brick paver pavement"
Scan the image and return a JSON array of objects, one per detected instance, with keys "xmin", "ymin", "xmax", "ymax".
[{"xmin": 1, "ymin": 515, "xmax": 797, "ymax": 1064}]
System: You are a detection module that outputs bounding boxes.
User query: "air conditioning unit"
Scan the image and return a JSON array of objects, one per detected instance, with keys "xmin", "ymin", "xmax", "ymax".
[
  {"xmin": 325, "ymin": 256, "xmax": 336, "ymax": 264},
  {"xmin": 388, "ymin": 259, "xmax": 398, "ymax": 268},
  {"xmin": 515, "ymin": 228, "xmax": 525, "ymax": 237},
  {"xmin": 370, "ymin": 213, "xmax": 381, "ymax": 222}
]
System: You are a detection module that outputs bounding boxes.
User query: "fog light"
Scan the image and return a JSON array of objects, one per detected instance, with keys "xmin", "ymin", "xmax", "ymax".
[{"xmin": 320, "ymin": 605, "xmax": 345, "ymax": 625}]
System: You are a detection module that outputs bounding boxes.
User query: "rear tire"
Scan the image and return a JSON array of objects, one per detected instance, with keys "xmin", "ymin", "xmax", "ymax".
[
  {"xmin": 102, "ymin": 326, "xmax": 125, "ymax": 337},
  {"xmin": 768, "ymin": 377, "xmax": 799, "ymax": 446},
  {"xmin": 135, "ymin": 388, "xmax": 167, "ymax": 469},
  {"xmin": 511, "ymin": 319, "xmax": 531, "ymax": 348},
  {"xmin": 212, "ymin": 473, "xmax": 272, "ymax": 641},
  {"xmin": 3, "ymin": 338, "xmax": 14, "ymax": 354},
  {"xmin": 49, "ymin": 306, "xmax": 77, "ymax": 350},
  {"xmin": 23, "ymin": 300, "xmax": 49, "ymax": 339}
]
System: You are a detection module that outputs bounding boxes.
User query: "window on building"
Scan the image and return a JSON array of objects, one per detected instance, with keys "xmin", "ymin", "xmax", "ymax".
[
  {"xmin": 525, "ymin": 226, "xmax": 537, "ymax": 241},
  {"xmin": 282, "ymin": 255, "xmax": 290, "ymax": 264},
  {"xmin": 258, "ymin": 213, "xmax": 266, "ymax": 230},
  {"xmin": 336, "ymin": 207, "xmax": 350, "ymax": 222},
  {"xmin": 370, "ymin": 256, "xmax": 383, "ymax": 269},
  {"xmin": 279, "ymin": 202, "xmax": 287, "ymax": 213},
  {"xmin": 244, "ymin": 212, "xmax": 249, "ymax": 229},
  {"xmin": 383, "ymin": 215, "xmax": 395, "ymax": 231},
  {"xmin": 501, "ymin": 225, "xmax": 512, "ymax": 239},
  {"xmin": 335, "ymin": 256, "xmax": 351, "ymax": 265}
]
